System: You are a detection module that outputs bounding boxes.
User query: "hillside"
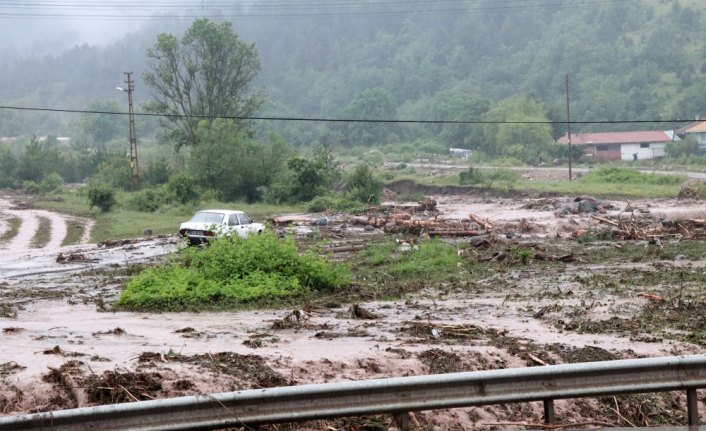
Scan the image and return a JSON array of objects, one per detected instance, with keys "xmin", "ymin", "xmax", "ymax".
[{"xmin": 1, "ymin": 0, "xmax": 706, "ymax": 142}]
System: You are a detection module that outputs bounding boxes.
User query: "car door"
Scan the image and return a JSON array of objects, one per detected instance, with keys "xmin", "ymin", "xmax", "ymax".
[
  {"xmin": 226, "ymin": 213, "xmax": 241, "ymax": 237},
  {"xmin": 237, "ymin": 213, "xmax": 253, "ymax": 236}
]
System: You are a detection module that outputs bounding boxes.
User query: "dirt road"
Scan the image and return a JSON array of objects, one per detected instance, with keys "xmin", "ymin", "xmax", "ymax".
[{"xmin": 1, "ymin": 192, "xmax": 705, "ymax": 429}]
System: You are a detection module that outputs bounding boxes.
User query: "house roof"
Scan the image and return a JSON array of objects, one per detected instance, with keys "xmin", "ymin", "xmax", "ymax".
[
  {"xmin": 557, "ymin": 130, "xmax": 675, "ymax": 145},
  {"xmin": 683, "ymin": 120, "xmax": 706, "ymax": 133}
]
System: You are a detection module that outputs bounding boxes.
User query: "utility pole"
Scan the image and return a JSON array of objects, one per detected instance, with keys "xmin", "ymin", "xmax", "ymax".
[
  {"xmin": 119, "ymin": 72, "xmax": 140, "ymax": 191},
  {"xmin": 565, "ymin": 74, "xmax": 573, "ymax": 181}
]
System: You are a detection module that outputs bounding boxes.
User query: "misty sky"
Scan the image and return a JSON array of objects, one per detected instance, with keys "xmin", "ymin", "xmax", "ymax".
[{"xmin": 0, "ymin": 1, "xmax": 228, "ymax": 55}]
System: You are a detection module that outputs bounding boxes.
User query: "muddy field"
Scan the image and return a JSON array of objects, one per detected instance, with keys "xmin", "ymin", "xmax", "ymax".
[{"xmin": 0, "ymin": 189, "xmax": 705, "ymax": 430}]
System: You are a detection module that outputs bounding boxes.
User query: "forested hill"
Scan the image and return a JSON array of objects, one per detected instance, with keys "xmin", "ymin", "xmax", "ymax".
[{"xmin": 2, "ymin": 0, "xmax": 706, "ymax": 140}]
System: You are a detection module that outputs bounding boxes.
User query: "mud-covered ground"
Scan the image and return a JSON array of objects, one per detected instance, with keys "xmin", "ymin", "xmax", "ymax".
[{"xmin": 0, "ymin": 191, "xmax": 705, "ymax": 430}]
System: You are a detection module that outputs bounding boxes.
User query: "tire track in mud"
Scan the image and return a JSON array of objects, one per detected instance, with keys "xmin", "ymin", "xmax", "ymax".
[{"xmin": 0, "ymin": 197, "xmax": 92, "ymax": 262}]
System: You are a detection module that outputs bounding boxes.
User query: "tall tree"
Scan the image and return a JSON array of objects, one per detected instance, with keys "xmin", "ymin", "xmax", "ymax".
[
  {"xmin": 80, "ymin": 99, "xmax": 123, "ymax": 149},
  {"xmin": 143, "ymin": 18, "xmax": 263, "ymax": 149}
]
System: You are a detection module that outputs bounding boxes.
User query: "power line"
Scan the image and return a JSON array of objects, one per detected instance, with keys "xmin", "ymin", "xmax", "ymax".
[
  {"xmin": 0, "ymin": 0, "xmax": 636, "ymax": 20},
  {"xmin": 0, "ymin": 104, "xmax": 690, "ymax": 126}
]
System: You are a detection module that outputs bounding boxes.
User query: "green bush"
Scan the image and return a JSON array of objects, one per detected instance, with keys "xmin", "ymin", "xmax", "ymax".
[
  {"xmin": 87, "ymin": 183, "xmax": 117, "ymax": 212},
  {"xmin": 345, "ymin": 164, "xmax": 383, "ymax": 204},
  {"xmin": 167, "ymin": 173, "xmax": 199, "ymax": 204},
  {"xmin": 307, "ymin": 194, "xmax": 365, "ymax": 213},
  {"xmin": 39, "ymin": 172, "xmax": 64, "ymax": 193},
  {"xmin": 117, "ymin": 231, "xmax": 350, "ymax": 311},
  {"xmin": 580, "ymin": 166, "xmax": 683, "ymax": 185},
  {"xmin": 459, "ymin": 167, "xmax": 518, "ymax": 188},
  {"xmin": 126, "ymin": 188, "xmax": 163, "ymax": 212},
  {"xmin": 22, "ymin": 180, "xmax": 41, "ymax": 194}
]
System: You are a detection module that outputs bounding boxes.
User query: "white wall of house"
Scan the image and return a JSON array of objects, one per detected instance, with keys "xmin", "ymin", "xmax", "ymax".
[{"xmin": 620, "ymin": 143, "xmax": 666, "ymax": 160}]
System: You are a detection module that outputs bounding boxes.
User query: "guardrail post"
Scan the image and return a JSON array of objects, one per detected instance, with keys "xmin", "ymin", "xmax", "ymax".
[
  {"xmin": 543, "ymin": 399, "xmax": 555, "ymax": 424},
  {"xmin": 687, "ymin": 388, "xmax": 699, "ymax": 427},
  {"xmin": 393, "ymin": 412, "xmax": 412, "ymax": 430}
]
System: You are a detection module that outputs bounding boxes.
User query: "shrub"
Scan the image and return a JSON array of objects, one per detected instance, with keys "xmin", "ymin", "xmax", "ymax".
[
  {"xmin": 126, "ymin": 188, "xmax": 163, "ymax": 212},
  {"xmin": 117, "ymin": 231, "xmax": 350, "ymax": 311},
  {"xmin": 580, "ymin": 166, "xmax": 683, "ymax": 185},
  {"xmin": 22, "ymin": 180, "xmax": 41, "ymax": 194},
  {"xmin": 345, "ymin": 164, "xmax": 383, "ymax": 204},
  {"xmin": 39, "ymin": 172, "xmax": 64, "ymax": 194},
  {"xmin": 167, "ymin": 173, "xmax": 199, "ymax": 204},
  {"xmin": 87, "ymin": 183, "xmax": 117, "ymax": 212},
  {"xmin": 307, "ymin": 194, "xmax": 365, "ymax": 213}
]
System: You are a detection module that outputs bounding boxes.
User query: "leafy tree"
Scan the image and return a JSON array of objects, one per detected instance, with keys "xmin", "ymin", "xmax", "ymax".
[
  {"xmin": 481, "ymin": 96, "xmax": 553, "ymax": 164},
  {"xmin": 80, "ymin": 99, "xmax": 123, "ymax": 148},
  {"xmin": 0, "ymin": 147, "xmax": 17, "ymax": 187},
  {"xmin": 141, "ymin": 158, "xmax": 171, "ymax": 187},
  {"xmin": 336, "ymin": 87, "xmax": 398, "ymax": 147},
  {"xmin": 143, "ymin": 18, "xmax": 264, "ymax": 149},
  {"xmin": 267, "ymin": 145, "xmax": 338, "ymax": 204},
  {"xmin": 189, "ymin": 119, "xmax": 290, "ymax": 202},
  {"xmin": 91, "ymin": 153, "xmax": 133, "ymax": 191},
  {"xmin": 167, "ymin": 172, "xmax": 199, "ymax": 204},
  {"xmin": 430, "ymin": 89, "xmax": 490, "ymax": 149},
  {"xmin": 17, "ymin": 137, "xmax": 52, "ymax": 182}
]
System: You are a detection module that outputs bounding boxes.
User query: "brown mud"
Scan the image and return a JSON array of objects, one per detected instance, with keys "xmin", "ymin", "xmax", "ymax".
[{"xmin": 0, "ymin": 188, "xmax": 705, "ymax": 429}]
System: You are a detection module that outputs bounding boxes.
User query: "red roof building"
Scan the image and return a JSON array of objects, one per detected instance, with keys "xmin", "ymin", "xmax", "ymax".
[{"xmin": 556, "ymin": 130, "xmax": 676, "ymax": 161}]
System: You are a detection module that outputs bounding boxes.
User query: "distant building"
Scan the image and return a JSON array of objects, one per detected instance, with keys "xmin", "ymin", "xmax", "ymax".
[
  {"xmin": 556, "ymin": 130, "xmax": 676, "ymax": 161},
  {"xmin": 676, "ymin": 120, "xmax": 706, "ymax": 151},
  {"xmin": 449, "ymin": 148, "xmax": 472, "ymax": 159}
]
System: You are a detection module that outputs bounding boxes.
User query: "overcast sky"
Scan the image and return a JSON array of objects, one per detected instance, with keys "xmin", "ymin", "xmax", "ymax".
[{"xmin": 0, "ymin": 1, "xmax": 231, "ymax": 55}]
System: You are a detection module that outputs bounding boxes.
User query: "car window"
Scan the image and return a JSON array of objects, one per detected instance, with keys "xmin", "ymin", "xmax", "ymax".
[
  {"xmin": 228, "ymin": 214, "xmax": 240, "ymax": 226},
  {"xmin": 191, "ymin": 212, "xmax": 225, "ymax": 224},
  {"xmin": 238, "ymin": 213, "xmax": 252, "ymax": 224}
]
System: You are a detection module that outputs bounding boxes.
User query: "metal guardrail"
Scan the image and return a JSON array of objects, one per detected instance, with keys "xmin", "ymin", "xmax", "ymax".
[{"xmin": 1, "ymin": 355, "xmax": 705, "ymax": 430}]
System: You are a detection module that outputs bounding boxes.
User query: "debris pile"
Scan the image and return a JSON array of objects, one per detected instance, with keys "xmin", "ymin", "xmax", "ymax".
[{"xmin": 591, "ymin": 214, "xmax": 706, "ymax": 240}]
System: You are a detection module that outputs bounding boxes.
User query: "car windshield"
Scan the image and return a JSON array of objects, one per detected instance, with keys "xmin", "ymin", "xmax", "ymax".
[{"xmin": 190, "ymin": 212, "xmax": 225, "ymax": 224}]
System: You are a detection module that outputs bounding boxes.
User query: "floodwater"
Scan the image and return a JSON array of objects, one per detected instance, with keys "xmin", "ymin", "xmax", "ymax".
[{"xmin": 1, "ymin": 191, "xmax": 705, "ymax": 425}]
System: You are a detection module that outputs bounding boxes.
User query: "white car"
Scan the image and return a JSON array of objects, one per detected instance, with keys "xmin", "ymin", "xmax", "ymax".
[{"xmin": 178, "ymin": 209, "xmax": 265, "ymax": 245}]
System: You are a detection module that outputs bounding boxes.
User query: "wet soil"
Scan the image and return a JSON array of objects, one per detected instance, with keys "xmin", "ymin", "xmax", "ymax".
[{"xmin": 0, "ymin": 191, "xmax": 705, "ymax": 429}]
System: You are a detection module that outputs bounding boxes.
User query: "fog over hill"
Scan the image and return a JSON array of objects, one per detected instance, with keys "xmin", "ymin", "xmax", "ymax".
[{"xmin": 1, "ymin": 0, "xmax": 706, "ymax": 140}]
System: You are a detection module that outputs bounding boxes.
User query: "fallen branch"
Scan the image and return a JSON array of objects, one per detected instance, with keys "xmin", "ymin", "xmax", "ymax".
[
  {"xmin": 469, "ymin": 213, "xmax": 493, "ymax": 230},
  {"xmin": 591, "ymin": 215, "xmax": 619, "ymax": 227}
]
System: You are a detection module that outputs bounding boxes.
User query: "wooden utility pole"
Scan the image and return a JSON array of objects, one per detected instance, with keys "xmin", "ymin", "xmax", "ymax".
[
  {"xmin": 565, "ymin": 74, "xmax": 573, "ymax": 181},
  {"xmin": 123, "ymin": 72, "xmax": 140, "ymax": 191}
]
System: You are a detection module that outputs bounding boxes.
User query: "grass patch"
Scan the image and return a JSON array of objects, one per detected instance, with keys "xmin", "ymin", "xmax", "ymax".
[
  {"xmin": 34, "ymin": 189, "xmax": 307, "ymax": 243},
  {"xmin": 116, "ymin": 231, "xmax": 350, "ymax": 312},
  {"xmin": 30, "ymin": 216, "xmax": 51, "ymax": 248},
  {"xmin": 62, "ymin": 219, "xmax": 86, "ymax": 246},
  {"xmin": 0, "ymin": 216, "xmax": 21, "ymax": 243}
]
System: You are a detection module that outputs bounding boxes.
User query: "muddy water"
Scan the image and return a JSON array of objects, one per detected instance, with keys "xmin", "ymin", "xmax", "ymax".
[{"xmin": 3, "ymin": 295, "xmax": 692, "ymax": 386}]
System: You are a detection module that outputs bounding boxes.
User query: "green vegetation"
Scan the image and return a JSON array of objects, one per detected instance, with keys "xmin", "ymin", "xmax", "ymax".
[
  {"xmin": 521, "ymin": 166, "xmax": 685, "ymax": 198},
  {"xmin": 62, "ymin": 219, "xmax": 86, "ymax": 246},
  {"xmin": 578, "ymin": 166, "xmax": 684, "ymax": 185},
  {"xmin": 87, "ymin": 183, "xmax": 117, "ymax": 212},
  {"xmin": 117, "ymin": 232, "xmax": 350, "ymax": 311},
  {"xmin": 0, "ymin": 217, "xmax": 21, "ymax": 243},
  {"xmin": 459, "ymin": 167, "xmax": 519, "ymax": 190},
  {"xmin": 30, "ymin": 217, "xmax": 51, "ymax": 248}
]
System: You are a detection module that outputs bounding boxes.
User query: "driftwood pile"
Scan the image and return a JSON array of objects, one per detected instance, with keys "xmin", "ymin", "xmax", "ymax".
[
  {"xmin": 592, "ymin": 215, "xmax": 706, "ymax": 240},
  {"xmin": 349, "ymin": 198, "xmax": 495, "ymax": 238}
]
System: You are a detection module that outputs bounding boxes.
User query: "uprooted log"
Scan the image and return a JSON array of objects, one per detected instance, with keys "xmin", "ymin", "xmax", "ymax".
[{"xmin": 468, "ymin": 213, "xmax": 493, "ymax": 230}]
